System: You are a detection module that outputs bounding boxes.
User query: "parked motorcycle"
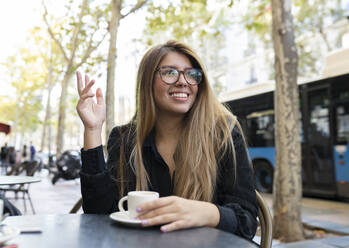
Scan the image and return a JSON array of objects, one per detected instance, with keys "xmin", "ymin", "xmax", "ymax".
[{"xmin": 52, "ymin": 150, "xmax": 81, "ymax": 185}]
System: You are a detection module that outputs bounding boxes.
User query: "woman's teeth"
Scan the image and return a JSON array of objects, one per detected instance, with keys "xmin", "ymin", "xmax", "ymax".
[{"xmin": 171, "ymin": 93, "xmax": 188, "ymax": 98}]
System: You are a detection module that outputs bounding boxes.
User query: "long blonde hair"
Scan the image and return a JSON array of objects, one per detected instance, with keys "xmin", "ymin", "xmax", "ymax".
[{"xmin": 118, "ymin": 41, "xmax": 239, "ymax": 202}]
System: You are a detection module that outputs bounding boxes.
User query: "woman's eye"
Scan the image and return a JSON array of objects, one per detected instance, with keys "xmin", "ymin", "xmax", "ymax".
[
  {"xmin": 188, "ymin": 70, "xmax": 199, "ymax": 79},
  {"xmin": 163, "ymin": 69, "xmax": 177, "ymax": 76}
]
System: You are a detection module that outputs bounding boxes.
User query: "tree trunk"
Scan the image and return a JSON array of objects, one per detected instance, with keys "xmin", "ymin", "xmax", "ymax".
[
  {"xmin": 271, "ymin": 0, "xmax": 304, "ymax": 242},
  {"xmin": 44, "ymin": 0, "xmax": 108, "ymax": 156},
  {"xmin": 56, "ymin": 69, "xmax": 73, "ymax": 157},
  {"xmin": 11, "ymin": 103, "xmax": 19, "ymax": 149},
  {"xmin": 105, "ymin": 0, "xmax": 122, "ymax": 141},
  {"xmin": 41, "ymin": 64, "xmax": 53, "ymax": 152}
]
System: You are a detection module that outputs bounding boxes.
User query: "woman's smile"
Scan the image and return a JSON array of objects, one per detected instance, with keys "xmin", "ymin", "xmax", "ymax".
[{"xmin": 169, "ymin": 91, "xmax": 190, "ymax": 101}]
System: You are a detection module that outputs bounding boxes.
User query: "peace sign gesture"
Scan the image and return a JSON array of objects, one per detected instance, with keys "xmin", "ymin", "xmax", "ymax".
[{"xmin": 76, "ymin": 71, "xmax": 106, "ymax": 132}]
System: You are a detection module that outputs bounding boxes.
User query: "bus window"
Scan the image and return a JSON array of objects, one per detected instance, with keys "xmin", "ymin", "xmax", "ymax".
[
  {"xmin": 307, "ymin": 88, "xmax": 334, "ymax": 186},
  {"xmin": 336, "ymin": 104, "xmax": 349, "ymax": 144},
  {"xmin": 246, "ymin": 110, "xmax": 274, "ymax": 147},
  {"xmin": 308, "ymin": 94, "xmax": 330, "ymax": 159},
  {"xmin": 310, "ymin": 106, "xmax": 330, "ymax": 137}
]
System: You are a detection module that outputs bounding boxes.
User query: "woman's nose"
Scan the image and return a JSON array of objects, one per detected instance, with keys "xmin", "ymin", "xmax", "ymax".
[{"xmin": 176, "ymin": 71, "xmax": 188, "ymax": 86}]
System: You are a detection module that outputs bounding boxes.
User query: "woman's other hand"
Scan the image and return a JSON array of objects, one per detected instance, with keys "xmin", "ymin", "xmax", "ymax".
[
  {"xmin": 76, "ymin": 71, "xmax": 106, "ymax": 150},
  {"xmin": 136, "ymin": 196, "xmax": 220, "ymax": 232},
  {"xmin": 76, "ymin": 71, "xmax": 106, "ymax": 131}
]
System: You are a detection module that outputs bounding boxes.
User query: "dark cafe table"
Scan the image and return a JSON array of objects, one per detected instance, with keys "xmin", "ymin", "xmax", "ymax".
[{"xmin": 3, "ymin": 214, "xmax": 258, "ymax": 248}]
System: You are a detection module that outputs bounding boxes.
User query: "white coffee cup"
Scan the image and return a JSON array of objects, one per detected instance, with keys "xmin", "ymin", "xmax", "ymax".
[{"xmin": 118, "ymin": 191, "xmax": 159, "ymax": 219}]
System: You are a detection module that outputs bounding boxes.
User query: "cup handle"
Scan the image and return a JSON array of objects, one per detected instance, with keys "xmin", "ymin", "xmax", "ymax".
[{"xmin": 118, "ymin": 196, "xmax": 128, "ymax": 213}]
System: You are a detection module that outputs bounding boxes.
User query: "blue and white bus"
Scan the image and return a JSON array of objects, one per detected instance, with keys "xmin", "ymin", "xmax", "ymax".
[{"xmin": 223, "ymin": 69, "xmax": 349, "ymax": 199}]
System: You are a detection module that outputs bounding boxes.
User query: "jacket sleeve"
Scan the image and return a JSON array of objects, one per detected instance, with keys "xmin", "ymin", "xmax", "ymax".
[
  {"xmin": 79, "ymin": 127, "xmax": 121, "ymax": 214},
  {"xmin": 214, "ymin": 126, "xmax": 258, "ymax": 241}
]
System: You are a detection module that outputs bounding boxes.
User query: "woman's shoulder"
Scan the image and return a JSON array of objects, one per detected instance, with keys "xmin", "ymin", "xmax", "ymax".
[
  {"xmin": 108, "ymin": 122, "xmax": 136, "ymax": 148},
  {"xmin": 110, "ymin": 123, "xmax": 136, "ymax": 137}
]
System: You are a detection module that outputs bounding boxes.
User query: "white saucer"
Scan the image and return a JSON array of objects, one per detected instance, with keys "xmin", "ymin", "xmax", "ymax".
[
  {"xmin": 0, "ymin": 225, "xmax": 20, "ymax": 245},
  {"xmin": 109, "ymin": 211, "xmax": 142, "ymax": 227}
]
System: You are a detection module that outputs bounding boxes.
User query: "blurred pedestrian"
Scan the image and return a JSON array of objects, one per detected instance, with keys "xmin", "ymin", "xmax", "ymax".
[
  {"xmin": 30, "ymin": 142, "xmax": 36, "ymax": 161},
  {"xmin": 0, "ymin": 142, "xmax": 8, "ymax": 174},
  {"xmin": 8, "ymin": 147, "xmax": 16, "ymax": 171},
  {"xmin": 22, "ymin": 144, "xmax": 28, "ymax": 161}
]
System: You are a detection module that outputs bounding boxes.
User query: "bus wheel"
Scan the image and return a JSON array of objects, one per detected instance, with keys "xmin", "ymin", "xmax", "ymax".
[{"xmin": 254, "ymin": 161, "xmax": 273, "ymax": 193}]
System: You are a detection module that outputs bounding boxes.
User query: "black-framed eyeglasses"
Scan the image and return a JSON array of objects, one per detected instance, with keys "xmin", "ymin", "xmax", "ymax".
[{"xmin": 156, "ymin": 66, "xmax": 203, "ymax": 85}]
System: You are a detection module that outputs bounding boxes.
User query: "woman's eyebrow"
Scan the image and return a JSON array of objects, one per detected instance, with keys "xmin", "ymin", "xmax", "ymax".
[{"xmin": 159, "ymin": 65, "xmax": 194, "ymax": 69}]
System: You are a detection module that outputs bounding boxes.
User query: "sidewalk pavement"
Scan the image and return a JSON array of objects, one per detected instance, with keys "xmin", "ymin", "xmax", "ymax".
[
  {"xmin": 8, "ymin": 170, "xmax": 82, "ymax": 215},
  {"xmin": 261, "ymin": 193, "xmax": 349, "ymax": 248},
  {"xmin": 5, "ymin": 171, "xmax": 349, "ymax": 247}
]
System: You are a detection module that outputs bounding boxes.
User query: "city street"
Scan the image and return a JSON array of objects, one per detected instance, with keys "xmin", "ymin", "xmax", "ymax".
[
  {"xmin": 3, "ymin": 169, "xmax": 349, "ymax": 247},
  {"xmin": 5, "ymin": 169, "xmax": 82, "ymax": 215}
]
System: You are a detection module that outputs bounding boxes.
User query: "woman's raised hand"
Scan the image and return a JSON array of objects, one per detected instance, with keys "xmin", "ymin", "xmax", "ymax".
[{"xmin": 76, "ymin": 71, "xmax": 106, "ymax": 131}]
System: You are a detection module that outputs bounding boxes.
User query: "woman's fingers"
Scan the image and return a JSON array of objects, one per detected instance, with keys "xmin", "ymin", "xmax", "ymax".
[
  {"xmin": 140, "ymin": 213, "xmax": 177, "ymax": 227},
  {"xmin": 77, "ymin": 71, "xmax": 95, "ymax": 97},
  {"xmin": 138, "ymin": 204, "xmax": 174, "ymax": 220},
  {"xmin": 138, "ymin": 196, "xmax": 176, "ymax": 213},
  {"xmin": 160, "ymin": 220, "xmax": 189, "ymax": 232},
  {"xmin": 85, "ymin": 74, "xmax": 90, "ymax": 88},
  {"xmin": 76, "ymin": 71, "xmax": 83, "ymax": 96},
  {"xmin": 81, "ymin": 79, "xmax": 95, "ymax": 96},
  {"xmin": 79, "ymin": 92, "xmax": 95, "ymax": 101},
  {"xmin": 96, "ymin": 88, "xmax": 104, "ymax": 105}
]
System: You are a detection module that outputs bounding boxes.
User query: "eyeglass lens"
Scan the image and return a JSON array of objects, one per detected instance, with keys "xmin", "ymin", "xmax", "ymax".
[{"xmin": 158, "ymin": 67, "xmax": 202, "ymax": 85}]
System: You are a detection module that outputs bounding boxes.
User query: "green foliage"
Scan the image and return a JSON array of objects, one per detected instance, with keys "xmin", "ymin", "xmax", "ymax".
[
  {"xmin": 0, "ymin": 26, "xmax": 64, "ymax": 139},
  {"xmin": 1, "ymin": 52, "xmax": 45, "ymax": 133},
  {"xmin": 43, "ymin": 0, "xmax": 109, "ymax": 71},
  {"xmin": 144, "ymin": 0, "xmax": 233, "ymax": 42},
  {"xmin": 143, "ymin": 0, "xmax": 233, "ymax": 95},
  {"xmin": 241, "ymin": 0, "xmax": 347, "ymax": 78},
  {"xmin": 145, "ymin": 1, "xmax": 211, "ymax": 41},
  {"xmin": 243, "ymin": 0, "xmax": 271, "ymax": 40}
]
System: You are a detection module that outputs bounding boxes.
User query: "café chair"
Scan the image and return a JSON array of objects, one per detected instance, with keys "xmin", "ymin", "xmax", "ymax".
[
  {"xmin": 0, "ymin": 160, "xmax": 40, "ymax": 214},
  {"xmin": 0, "ymin": 193, "xmax": 22, "ymax": 216},
  {"xmin": 70, "ymin": 197, "xmax": 83, "ymax": 213},
  {"xmin": 6, "ymin": 162, "xmax": 26, "ymax": 176},
  {"xmin": 256, "ymin": 190, "xmax": 273, "ymax": 248}
]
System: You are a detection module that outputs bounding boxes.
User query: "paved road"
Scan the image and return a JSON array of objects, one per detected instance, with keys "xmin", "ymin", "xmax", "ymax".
[{"xmin": 262, "ymin": 193, "xmax": 349, "ymax": 235}]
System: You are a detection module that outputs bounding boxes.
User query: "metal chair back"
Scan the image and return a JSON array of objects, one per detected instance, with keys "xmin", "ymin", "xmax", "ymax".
[
  {"xmin": 256, "ymin": 190, "xmax": 273, "ymax": 248},
  {"xmin": 70, "ymin": 197, "xmax": 83, "ymax": 214}
]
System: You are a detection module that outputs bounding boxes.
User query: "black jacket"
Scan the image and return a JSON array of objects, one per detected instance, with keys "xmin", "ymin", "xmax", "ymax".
[{"xmin": 80, "ymin": 124, "xmax": 258, "ymax": 240}]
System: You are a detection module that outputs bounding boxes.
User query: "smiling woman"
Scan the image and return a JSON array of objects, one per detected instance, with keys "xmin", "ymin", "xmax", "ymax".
[{"xmin": 77, "ymin": 40, "xmax": 258, "ymax": 242}]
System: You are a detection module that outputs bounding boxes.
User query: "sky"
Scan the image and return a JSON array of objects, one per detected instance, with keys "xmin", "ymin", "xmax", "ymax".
[
  {"xmin": 0, "ymin": 1, "xmax": 42, "ymax": 61},
  {"xmin": 0, "ymin": 0, "xmax": 41, "ymax": 97},
  {"xmin": 0, "ymin": 0, "xmax": 146, "ymax": 103}
]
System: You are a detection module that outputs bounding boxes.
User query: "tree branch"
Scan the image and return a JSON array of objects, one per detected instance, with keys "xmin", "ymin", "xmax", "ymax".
[
  {"xmin": 121, "ymin": 0, "xmax": 147, "ymax": 19},
  {"xmin": 42, "ymin": 1, "xmax": 69, "ymax": 63},
  {"xmin": 319, "ymin": 26, "xmax": 332, "ymax": 52},
  {"xmin": 70, "ymin": 0, "xmax": 89, "ymax": 62},
  {"xmin": 75, "ymin": 30, "xmax": 108, "ymax": 69}
]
